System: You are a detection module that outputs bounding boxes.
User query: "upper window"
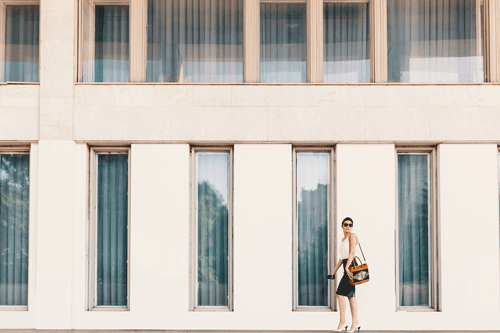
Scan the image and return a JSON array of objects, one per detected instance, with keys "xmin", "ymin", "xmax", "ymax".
[
  {"xmin": 80, "ymin": 0, "xmax": 130, "ymax": 82},
  {"xmin": 388, "ymin": 0, "xmax": 485, "ymax": 83},
  {"xmin": 147, "ymin": 0, "xmax": 243, "ymax": 83},
  {"xmin": 1, "ymin": 3, "xmax": 39, "ymax": 82},
  {"xmin": 397, "ymin": 148, "xmax": 438, "ymax": 310},
  {"xmin": 191, "ymin": 148, "xmax": 233, "ymax": 310},
  {"xmin": 78, "ymin": 0, "xmax": 494, "ymax": 83},
  {"xmin": 0, "ymin": 149, "xmax": 30, "ymax": 308},
  {"xmin": 260, "ymin": 2, "xmax": 307, "ymax": 83},
  {"xmin": 293, "ymin": 148, "xmax": 334, "ymax": 310},
  {"xmin": 89, "ymin": 148, "xmax": 130, "ymax": 310},
  {"xmin": 323, "ymin": 1, "xmax": 370, "ymax": 83}
]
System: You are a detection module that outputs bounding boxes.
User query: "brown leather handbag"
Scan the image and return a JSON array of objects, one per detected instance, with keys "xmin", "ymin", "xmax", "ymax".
[{"xmin": 348, "ymin": 238, "xmax": 369, "ymax": 286}]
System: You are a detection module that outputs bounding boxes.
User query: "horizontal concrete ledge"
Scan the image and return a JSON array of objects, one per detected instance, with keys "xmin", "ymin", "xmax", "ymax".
[{"xmin": 1, "ymin": 331, "xmax": 499, "ymax": 333}]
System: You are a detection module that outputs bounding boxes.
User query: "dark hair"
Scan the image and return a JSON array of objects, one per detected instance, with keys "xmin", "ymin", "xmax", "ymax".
[{"xmin": 342, "ymin": 217, "xmax": 353, "ymax": 225}]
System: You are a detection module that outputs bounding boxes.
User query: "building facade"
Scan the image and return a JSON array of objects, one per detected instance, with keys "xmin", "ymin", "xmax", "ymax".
[{"xmin": 0, "ymin": 0, "xmax": 500, "ymax": 331}]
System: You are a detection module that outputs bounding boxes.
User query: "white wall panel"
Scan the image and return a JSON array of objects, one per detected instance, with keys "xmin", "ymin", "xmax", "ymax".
[
  {"xmin": 336, "ymin": 144, "xmax": 396, "ymax": 328},
  {"xmin": 439, "ymin": 144, "xmax": 500, "ymax": 313},
  {"xmin": 35, "ymin": 141, "xmax": 75, "ymax": 329}
]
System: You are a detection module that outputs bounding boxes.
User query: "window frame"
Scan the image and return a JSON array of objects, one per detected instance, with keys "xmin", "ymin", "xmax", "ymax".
[
  {"xmin": 292, "ymin": 146, "xmax": 335, "ymax": 311},
  {"xmin": 395, "ymin": 146, "xmax": 439, "ymax": 312},
  {"xmin": 77, "ymin": 0, "xmax": 499, "ymax": 83},
  {"xmin": 0, "ymin": 0, "xmax": 40, "ymax": 83},
  {"xmin": 322, "ymin": 0, "xmax": 374, "ymax": 83},
  {"xmin": 78, "ymin": 0, "xmax": 135, "ymax": 83},
  {"xmin": 258, "ymin": 0, "xmax": 309, "ymax": 83},
  {"xmin": 88, "ymin": 146, "xmax": 131, "ymax": 311},
  {"xmin": 189, "ymin": 146, "xmax": 234, "ymax": 312},
  {"xmin": 386, "ymin": 0, "xmax": 487, "ymax": 83},
  {"xmin": 0, "ymin": 146, "xmax": 30, "ymax": 311}
]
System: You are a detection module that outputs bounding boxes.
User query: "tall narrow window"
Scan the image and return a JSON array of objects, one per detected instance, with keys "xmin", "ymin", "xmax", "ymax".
[
  {"xmin": 1, "ymin": 5, "xmax": 39, "ymax": 82},
  {"xmin": 397, "ymin": 150, "xmax": 436, "ymax": 309},
  {"xmin": 81, "ymin": 2, "xmax": 130, "ymax": 82},
  {"xmin": 294, "ymin": 149, "xmax": 332, "ymax": 309},
  {"xmin": 260, "ymin": 2, "xmax": 307, "ymax": 83},
  {"xmin": 192, "ymin": 149, "xmax": 232, "ymax": 309},
  {"xmin": 388, "ymin": 0, "xmax": 485, "ymax": 83},
  {"xmin": 91, "ymin": 149, "xmax": 129, "ymax": 309},
  {"xmin": 94, "ymin": 5, "xmax": 129, "ymax": 82},
  {"xmin": 0, "ymin": 151, "xmax": 29, "ymax": 307},
  {"xmin": 147, "ymin": 0, "xmax": 243, "ymax": 83},
  {"xmin": 323, "ymin": 2, "xmax": 370, "ymax": 83}
]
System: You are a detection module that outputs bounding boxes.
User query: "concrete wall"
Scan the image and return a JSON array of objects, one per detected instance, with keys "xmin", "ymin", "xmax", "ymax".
[
  {"xmin": 1, "ymin": 0, "xmax": 500, "ymax": 331},
  {"xmin": 72, "ymin": 84, "xmax": 500, "ymax": 143},
  {"xmin": 2, "ymin": 143, "xmax": 500, "ymax": 330}
]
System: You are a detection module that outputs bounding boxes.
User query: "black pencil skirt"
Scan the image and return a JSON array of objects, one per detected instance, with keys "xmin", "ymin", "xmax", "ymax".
[{"xmin": 336, "ymin": 259, "xmax": 356, "ymax": 298}]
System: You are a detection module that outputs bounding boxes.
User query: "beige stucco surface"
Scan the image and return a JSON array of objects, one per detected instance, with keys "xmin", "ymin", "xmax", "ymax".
[
  {"xmin": 70, "ymin": 84, "xmax": 500, "ymax": 143},
  {"xmin": 1, "ymin": 0, "xmax": 500, "ymax": 331}
]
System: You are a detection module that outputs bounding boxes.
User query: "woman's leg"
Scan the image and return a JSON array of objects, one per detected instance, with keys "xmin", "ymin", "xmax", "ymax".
[
  {"xmin": 348, "ymin": 296, "xmax": 359, "ymax": 329},
  {"xmin": 336, "ymin": 294, "xmax": 347, "ymax": 329}
]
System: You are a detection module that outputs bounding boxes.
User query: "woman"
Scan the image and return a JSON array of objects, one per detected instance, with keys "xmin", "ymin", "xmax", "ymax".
[{"xmin": 330, "ymin": 217, "xmax": 361, "ymax": 333}]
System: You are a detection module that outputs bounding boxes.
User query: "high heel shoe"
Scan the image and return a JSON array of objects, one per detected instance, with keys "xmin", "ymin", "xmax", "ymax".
[
  {"xmin": 347, "ymin": 324, "xmax": 361, "ymax": 333},
  {"xmin": 333, "ymin": 324, "xmax": 348, "ymax": 332}
]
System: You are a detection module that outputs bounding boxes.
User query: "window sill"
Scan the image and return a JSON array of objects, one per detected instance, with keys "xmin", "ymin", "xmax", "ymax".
[
  {"xmin": 90, "ymin": 306, "xmax": 128, "ymax": 311},
  {"xmin": 73, "ymin": 81, "xmax": 500, "ymax": 86},
  {"xmin": 191, "ymin": 306, "xmax": 232, "ymax": 312},
  {"xmin": 294, "ymin": 306, "xmax": 335, "ymax": 312},
  {"xmin": 0, "ymin": 306, "xmax": 28, "ymax": 311},
  {"xmin": 0, "ymin": 81, "xmax": 39, "ymax": 85},
  {"xmin": 397, "ymin": 306, "xmax": 438, "ymax": 312}
]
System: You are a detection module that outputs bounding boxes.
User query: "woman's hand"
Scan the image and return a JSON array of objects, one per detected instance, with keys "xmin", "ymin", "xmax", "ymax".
[{"xmin": 345, "ymin": 267, "xmax": 353, "ymax": 279}]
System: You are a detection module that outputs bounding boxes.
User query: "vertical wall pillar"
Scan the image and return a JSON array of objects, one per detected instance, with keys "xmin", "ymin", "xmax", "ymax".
[
  {"xmin": 487, "ymin": 0, "xmax": 500, "ymax": 82},
  {"xmin": 35, "ymin": 141, "xmax": 76, "ymax": 328},
  {"xmin": 372, "ymin": 0, "xmax": 387, "ymax": 82},
  {"xmin": 39, "ymin": 0, "xmax": 75, "ymax": 140},
  {"xmin": 307, "ymin": 0, "xmax": 323, "ymax": 83},
  {"xmin": 244, "ymin": 0, "xmax": 259, "ymax": 83},
  {"xmin": 439, "ymin": 144, "xmax": 500, "ymax": 312},
  {"xmin": 336, "ymin": 144, "xmax": 396, "ymax": 325},
  {"xmin": 36, "ymin": 0, "xmax": 76, "ymax": 328},
  {"xmin": 233, "ymin": 144, "xmax": 292, "ymax": 323}
]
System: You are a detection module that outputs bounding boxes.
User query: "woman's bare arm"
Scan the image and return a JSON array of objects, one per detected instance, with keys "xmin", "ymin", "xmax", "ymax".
[
  {"xmin": 345, "ymin": 233, "xmax": 358, "ymax": 278},
  {"xmin": 331, "ymin": 259, "xmax": 343, "ymax": 275}
]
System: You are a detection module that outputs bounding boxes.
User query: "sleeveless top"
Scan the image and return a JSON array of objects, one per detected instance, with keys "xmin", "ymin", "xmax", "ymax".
[{"xmin": 339, "ymin": 235, "xmax": 356, "ymax": 259}]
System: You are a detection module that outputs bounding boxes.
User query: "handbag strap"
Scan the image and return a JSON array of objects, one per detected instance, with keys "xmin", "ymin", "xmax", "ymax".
[
  {"xmin": 349, "ymin": 234, "xmax": 367, "ymax": 262},
  {"xmin": 357, "ymin": 237, "xmax": 367, "ymax": 262}
]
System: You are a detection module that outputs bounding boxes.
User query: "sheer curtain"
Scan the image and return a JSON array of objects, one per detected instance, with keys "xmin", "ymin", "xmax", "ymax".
[
  {"xmin": 4, "ymin": 5, "xmax": 39, "ymax": 82},
  {"xmin": 197, "ymin": 153, "xmax": 229, "ymax": 307},
  {"xmin": 0, "ymin": 154, "xmax": 30, "ymax": 306},
  {"xmin": 96, "ymin": 154, "xmax": 128, "ymax": 306},
  {"xmin": 147, "ymin": 0, "xmax": 243, "ymax": 83},
  {"xmin": 297, "ymin": 153, "xmax": 329, "ymax": 306},
  {"xmin": 388, "ymin": 0, "xmax": 484, "ymax": 83},
  {"xmin": 323, "ymin": 3, "xmax": 370, "ymax": 83},
  {"xmin": 94, "ymin": 5, "xmax": 129, "ymax": 82},
  {"xmin": 260, "ymin": 3, "xmax": 307, "ymax": 83},
  {"xmin": 398, "ymin": 154, "xmax": 430, "ymax": 307}
]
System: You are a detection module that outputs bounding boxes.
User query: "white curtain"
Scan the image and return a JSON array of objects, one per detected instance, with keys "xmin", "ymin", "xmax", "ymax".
[
  {"xmin": 147, "ymin": 0, "xmax": 243, "ymax": 83},
  {"xmin": 388, "ymin": 0, "xmax": 484, "ymax": 83},
  {"xmin": 0, "ymin": 154, "xmax": 30, "ymax": 306},
  {"xmin": 398, "ymin": 154, "xmax": 430, "ymax": 307},
  {"xmin": 197, "ymin": 153, "xmax": 229, "ymax": 307},
  {"xmin": 260, "ymin": 3, "xmax": 307, "ymax": 83},
  {"xmin": 94, "ymin": 5, "xmax": 129, "ymax": 82},
  {"xmin": 297, "ymin": 153, "xmax": 329, "ymax": 306},
  {"xmin": 323, "ymin": 3, "xmax": 370, "ymax": 83},
  {"xmin": 4, "ymin": 5, "xmax": 39, "ymax": 82},
  {"xmin": 96, "ymin": 154, "xmax": 128, "ymax": 306}
]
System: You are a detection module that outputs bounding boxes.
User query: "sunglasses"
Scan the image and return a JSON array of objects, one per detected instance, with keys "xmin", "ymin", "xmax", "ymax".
[{"xmin": 343, "ymin": 223, "xmax": 353, "ymax": 227}]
